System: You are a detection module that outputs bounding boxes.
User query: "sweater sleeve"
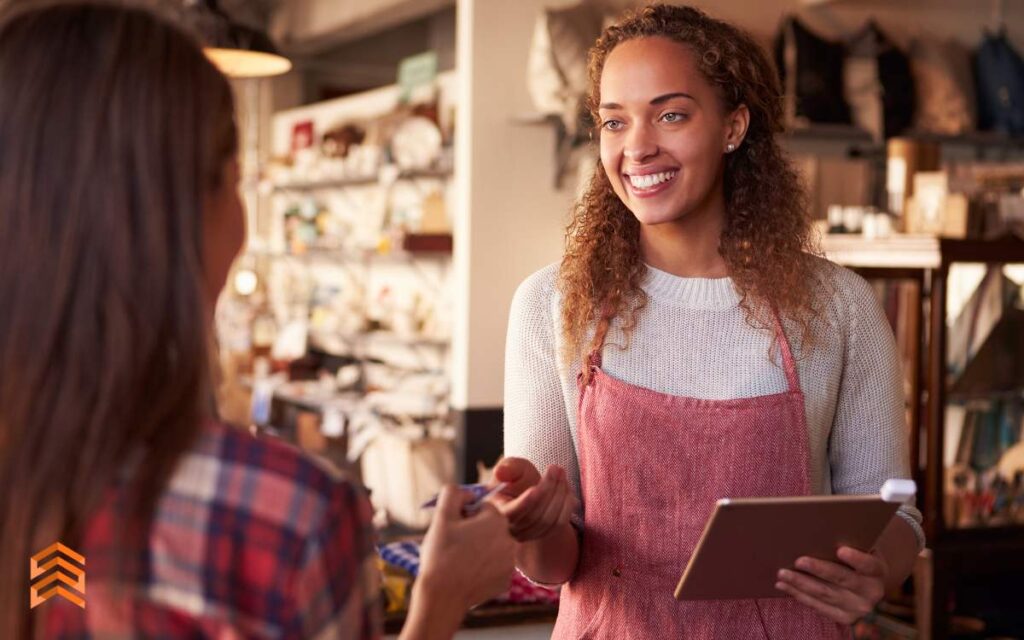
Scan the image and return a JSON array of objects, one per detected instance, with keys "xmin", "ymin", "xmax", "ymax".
[
  {"xmin": 503, "ymin": 267, "xmax": 583, "ymax": 522},
  {"xmin": 828, "ymin": 269, "xmax": 926, "ymax": 549}
]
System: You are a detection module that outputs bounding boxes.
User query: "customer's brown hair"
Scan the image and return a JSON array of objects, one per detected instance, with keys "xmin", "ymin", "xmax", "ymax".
[
  {"xmin": 559, "ymin": 4, "xmax": 821, "ymax": 372},
  {"xmin": 0, "ymin": 2, "xmax": 236, "ymax": 635}
]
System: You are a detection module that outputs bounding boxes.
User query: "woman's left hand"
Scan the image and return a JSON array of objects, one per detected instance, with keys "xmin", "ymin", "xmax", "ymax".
[{"xmin": 775, "ymin": 546, "xmax": 888, "ymax": 625}]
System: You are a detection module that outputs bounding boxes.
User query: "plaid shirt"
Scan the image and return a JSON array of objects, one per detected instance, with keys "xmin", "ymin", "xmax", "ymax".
[{"xmin": 39, "ymin": 420, "xmax": 382, "ymax": 639}]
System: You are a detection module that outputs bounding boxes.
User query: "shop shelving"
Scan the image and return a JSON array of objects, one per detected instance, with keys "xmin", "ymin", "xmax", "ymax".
[
  {"xmin": 783, "ymin": 125, "xmax": 1024, "ymax": 161},
  {"xmin": 823, "ymin": 233, "xmax": 1024, "ymax": 639}
]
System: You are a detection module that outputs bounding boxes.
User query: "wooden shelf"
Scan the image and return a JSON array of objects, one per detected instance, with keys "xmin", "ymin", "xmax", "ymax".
[
  {"xmin": 822, "ymin": 234, "xmax": 1024, "ymax": 271},
  {"xmin": 401, "ymin": 233, "xmax": 452, "ymax": 254},
  {"xmin": 912, "ymin": 131, "xmax": 1024, "ymax": 151},
  {"xmin": 781, "ymin": 126, "xmax": 1024, "ymax": 158},
  {"xmin": 935, "ymin": 525, "xmax": 1024, "ymax": 549},
  {"xmin": 271, "ymin": 168, "xmax": 452, "ymax": 192},
  {"xmin": 786, "ymin": 124, "xmax": 874, "ymax": 143},
  {"xmin": 510, "ymin": 112, "xmax": 561, "ymax": 126},
  {"xmin": 308, "ymin": 331, "xmax": 449, "ymax": 357},
  {"xmin": 335, "ymin": 331, "xmax": 449, "ymax": 348},
  {"xmin": 248, "ymin": 242, "xmax": 452, "ymax": 263},
  {"xmin": 822, "ymin": 234, "xmax": 940, "ymax": 269}
]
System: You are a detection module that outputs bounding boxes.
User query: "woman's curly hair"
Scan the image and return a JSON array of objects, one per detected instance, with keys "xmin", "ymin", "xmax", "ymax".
[{"xmin": 559, "ymin": 3, "xmax": 822, "ymax": 372}]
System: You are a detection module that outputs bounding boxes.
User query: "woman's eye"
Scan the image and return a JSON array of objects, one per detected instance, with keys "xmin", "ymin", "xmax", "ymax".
[
  {"xmin": 602, "ymin": 119, "xmax": 624, "ymax": 131},
  {"xmin": 661, "ymin": 112, "xmax": 687, "ymax": 123}
]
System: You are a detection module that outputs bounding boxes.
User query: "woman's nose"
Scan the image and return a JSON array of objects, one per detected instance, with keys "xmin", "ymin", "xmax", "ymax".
[{"xmin": 623, "ymin": 124, "xmax": 658, "ymax": 162}]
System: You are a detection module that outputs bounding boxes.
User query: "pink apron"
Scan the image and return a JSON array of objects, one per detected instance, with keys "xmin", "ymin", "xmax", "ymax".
[{"xmin": 552, "ymin": 316, "xmax": 850, "ymax": 639}]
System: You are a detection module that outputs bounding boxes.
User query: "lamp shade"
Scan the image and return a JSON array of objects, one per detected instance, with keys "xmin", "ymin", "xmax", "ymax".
[{"xmin": 185, "ymin": 0, "xmax": 291, "ymax": 78}]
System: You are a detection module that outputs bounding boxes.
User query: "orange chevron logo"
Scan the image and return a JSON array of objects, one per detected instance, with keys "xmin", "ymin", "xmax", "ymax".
[{"xmin": 29, "ymin": 542, "xmax": 85, "ymax": 609}]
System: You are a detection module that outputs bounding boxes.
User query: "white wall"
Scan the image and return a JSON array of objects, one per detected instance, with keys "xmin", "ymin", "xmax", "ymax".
[{"xmin": 451, "ymin": 0, "xmax": 578, "ymax": 409}]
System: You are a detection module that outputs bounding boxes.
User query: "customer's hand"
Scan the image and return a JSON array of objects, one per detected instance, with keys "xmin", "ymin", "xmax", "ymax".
[
  {"xmin": 775, "ymin": 547, "xmax": 889, "ymax": 625},
  {"xmin": 492, "ymin": 457, "xmax": 577, "ymax": 542},
  {"xmin": 417, "ymin": 485, "xmax": 516, "ymax": 610}
]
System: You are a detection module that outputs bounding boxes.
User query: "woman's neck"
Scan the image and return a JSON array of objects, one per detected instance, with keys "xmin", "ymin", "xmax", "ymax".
[{"xmin": 639, "ymin": 201, "xmax": 728, "ymax": 278}]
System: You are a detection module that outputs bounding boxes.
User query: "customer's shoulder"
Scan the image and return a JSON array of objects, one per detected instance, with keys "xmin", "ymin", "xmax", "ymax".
[
  {"xmin": 170, "ymin": 421, "xmax": 368, "ymax": 536},
  {"xmin": 139, "ymin": 423, "xmax": 372, "ymax": 634},
  {"xmin": 196, "ymin": 420, "xmax": 351, "ymax": 484}
]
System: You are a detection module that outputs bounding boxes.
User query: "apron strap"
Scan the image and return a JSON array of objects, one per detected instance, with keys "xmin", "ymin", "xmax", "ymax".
[{"xmin": 771, "ymin": 308, "xmax": 801, "ymax": 394}]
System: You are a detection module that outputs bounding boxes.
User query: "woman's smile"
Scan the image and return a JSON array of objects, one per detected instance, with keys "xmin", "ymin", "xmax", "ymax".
[{"xmin": 623, "ymin": 168, "xmax": 679, "ymax": 198}]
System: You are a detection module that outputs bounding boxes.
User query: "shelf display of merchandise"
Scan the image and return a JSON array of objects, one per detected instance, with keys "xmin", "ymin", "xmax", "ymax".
[
  {"xmin": 823, "ymin": 233, "xmax": 1024, "ymax": 639},
  {"xmin": 943, "ymin": 263, "xmax": 1024, "ymax": 530},
  {"xmin": 215, "ymin": 71, "xmax": 459, "ymax": 533}
]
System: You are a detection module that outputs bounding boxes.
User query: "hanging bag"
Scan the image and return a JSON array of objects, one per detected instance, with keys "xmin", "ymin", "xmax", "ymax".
[
  {"xmin": 974, "ymin": 29, "xmax": 1024, "ymax": 134},
  {"xmin": 774, "ymin": 16, "xmax": 852, "ymax": 127}
]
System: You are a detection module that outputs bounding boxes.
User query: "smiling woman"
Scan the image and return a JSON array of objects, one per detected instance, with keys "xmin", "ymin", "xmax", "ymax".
[
  {"xmin": 565, "ymin": 8, "xmax": 814, "ymax": 367},
  {"xmin": 499, "ymin": 4, "xmax": 924, "ymax": 640}
]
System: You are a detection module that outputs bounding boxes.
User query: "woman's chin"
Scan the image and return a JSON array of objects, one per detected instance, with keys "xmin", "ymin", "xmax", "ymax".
[{"xmin": 629, "ymin": 206, "xmax": 688, "ymax": 227}]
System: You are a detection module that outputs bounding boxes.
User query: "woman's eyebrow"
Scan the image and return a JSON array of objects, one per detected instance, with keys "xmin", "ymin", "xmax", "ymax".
[
  {"xmin": 599, "ymin": 92, "xmax": 696, "ymax": 110},
  {"xmin": 650, "ymin": 92, "xmax": 696, "ymax": 105}
]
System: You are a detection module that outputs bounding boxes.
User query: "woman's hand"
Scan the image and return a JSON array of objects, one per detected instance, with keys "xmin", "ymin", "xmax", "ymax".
[
  {"xmin": 775, "ymin": 547, "xmax": 888, "ymax": 625},
  {"xmin": 492, "ymin": 457, "xmax": 577, "ymax": 542},
  {"xmin": 401, "ymin": 486, "xmax": 515, "ymax": 640},
  {"xmin": 416, "ymin": 485, "xmax": 516, "ymax": 610}
]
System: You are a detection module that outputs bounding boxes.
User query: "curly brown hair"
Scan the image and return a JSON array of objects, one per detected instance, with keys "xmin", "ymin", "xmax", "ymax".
[{"xmin": 559, "ymin": 3, "xmax": 822, "ymax": 373}]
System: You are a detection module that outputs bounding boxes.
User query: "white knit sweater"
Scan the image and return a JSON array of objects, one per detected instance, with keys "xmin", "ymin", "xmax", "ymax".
[{"xmin": 503, "ymin": 259, "xmax": 925, "ymax": 546}]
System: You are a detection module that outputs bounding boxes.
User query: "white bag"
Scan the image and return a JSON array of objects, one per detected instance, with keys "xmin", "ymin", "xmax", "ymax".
[{"xmin": 359, "ymin": 421, "xmax": 455, "ymax": 529}]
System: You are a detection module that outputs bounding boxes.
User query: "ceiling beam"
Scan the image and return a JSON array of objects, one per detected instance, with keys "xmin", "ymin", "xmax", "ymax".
[{"xmin": 270, "ymin": 0, "xmax": 454, "ymax": 56}]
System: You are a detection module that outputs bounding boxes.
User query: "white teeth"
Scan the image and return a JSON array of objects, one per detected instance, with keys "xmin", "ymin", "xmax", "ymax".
[{"xmin": 628, "ymin": 171, "xmax": 676, "ymax": 189}]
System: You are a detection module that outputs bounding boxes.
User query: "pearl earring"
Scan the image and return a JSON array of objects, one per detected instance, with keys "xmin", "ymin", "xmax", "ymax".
[{"xmin": 726, "ymin": 143, "xmax": 736, "ymax": 152}]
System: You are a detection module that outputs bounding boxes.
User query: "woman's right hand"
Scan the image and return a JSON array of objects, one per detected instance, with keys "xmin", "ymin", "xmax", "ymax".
[
  {"xmin": 493, "ymin": 457, "xmax": 577, "ymax": 542},
  {"xmin": 415, "ymin": 485, "xmax": 515, "ymax": 610}
]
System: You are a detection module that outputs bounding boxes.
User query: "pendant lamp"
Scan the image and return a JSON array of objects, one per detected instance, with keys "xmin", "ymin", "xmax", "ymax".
[{"xmin": 184, "ymin": 0, "xmax": 292, "ymax": 78}]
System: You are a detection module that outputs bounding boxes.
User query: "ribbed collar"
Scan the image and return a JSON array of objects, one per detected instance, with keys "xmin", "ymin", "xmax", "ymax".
[{"xmin": 641, "ymin": 264, "xmax": 741, "ymax": 310}]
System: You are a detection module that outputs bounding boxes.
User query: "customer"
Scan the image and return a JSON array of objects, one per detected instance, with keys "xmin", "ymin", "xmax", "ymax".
[
  {"xmin": 0, "ymin": 3, "xmax": 512, "ymax": 638},
  {"xmin": 499, "ymin": 4, "xmax": 923, "ymax": 638}
]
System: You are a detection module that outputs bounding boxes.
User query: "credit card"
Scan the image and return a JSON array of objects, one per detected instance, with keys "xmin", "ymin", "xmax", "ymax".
[{"xmin": 421, "ymin": 482, "xmax": 508, "ymax": 514}]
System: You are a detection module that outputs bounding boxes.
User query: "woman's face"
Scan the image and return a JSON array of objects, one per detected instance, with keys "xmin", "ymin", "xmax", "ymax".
[
  {"xmin": 203, "ymin": 158, "xmax": 244, "ymax": 309},
  {"xmin": 598, "ymin": 36, "xmax": 745, "ymax": 227}
]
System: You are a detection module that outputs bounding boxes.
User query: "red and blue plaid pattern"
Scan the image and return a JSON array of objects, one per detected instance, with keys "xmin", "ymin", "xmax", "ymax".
[{"xmin": 38, "ymin": 420, "xmax": 382, "ymax": 639}]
